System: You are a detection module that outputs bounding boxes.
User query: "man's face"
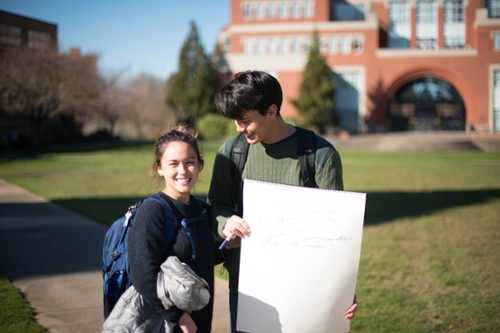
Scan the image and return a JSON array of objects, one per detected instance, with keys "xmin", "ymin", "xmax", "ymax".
[{"xmin": 234, "ymin": 107, "xmax": 275, "ymax": 144}]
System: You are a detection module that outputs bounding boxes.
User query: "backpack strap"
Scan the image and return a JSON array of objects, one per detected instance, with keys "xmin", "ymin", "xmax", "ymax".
[
  {"xmin": 192, "ymin": 197, "xmax": 209, "ymax": 224},
  {"xmin": 228, "ymin": 128, "xmax": 317, "ymax": 213},
  {"xmin": 149, "ymin": 195, "xmax": 210, "ymax": 260},
  {"xmin": 296, "ymin": 127, "xmax": 317, "ymax": 188},
  {"xmin": 230, "ymin": 133, "xmax": 249, "ymax": 216},
  {"xmin": 148, "ymin": 194, "xmax": 179, "ymax": 255},
  {"xmin": 181, "ymin": 198, "xmax": 210, "ymax": 259}
]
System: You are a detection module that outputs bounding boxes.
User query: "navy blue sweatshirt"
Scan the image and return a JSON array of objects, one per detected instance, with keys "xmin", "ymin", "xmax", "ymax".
[{"xmin": 128, "ymin": 192, "xmax": 223, "ymax": 333}]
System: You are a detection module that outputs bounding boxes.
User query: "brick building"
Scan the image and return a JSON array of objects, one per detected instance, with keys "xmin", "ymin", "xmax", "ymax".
[
  {"xmin": 0, "ymin": 9, "xmax": 57, "ymax": 51},
  {"xmin": 0, "ymin": 10, "xmax": 59, "ymax": 148},
  {"xmin": 218, "ymin": 0, "xmax": 500, "ymax": 133}
]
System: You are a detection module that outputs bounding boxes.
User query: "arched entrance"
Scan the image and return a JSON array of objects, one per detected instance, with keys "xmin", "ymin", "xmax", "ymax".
[{"xmin": 387, "ymin": 77, "xmax": 465, "ymax": 131}]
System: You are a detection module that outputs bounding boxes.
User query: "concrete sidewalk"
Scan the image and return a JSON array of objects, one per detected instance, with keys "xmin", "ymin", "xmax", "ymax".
[{"xmin": 0, "ymin": 179, "xmax": 230, "ymax": 333}]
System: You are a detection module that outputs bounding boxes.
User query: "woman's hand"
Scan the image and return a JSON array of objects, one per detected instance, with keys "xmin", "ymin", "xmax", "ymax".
[
  {"xmin": 344, "ymin": 295, "xmax": 358, "ymax": 321},
  {"xmin": 178, "ymin": 312, "xmax": 197, "ymax": 333}
]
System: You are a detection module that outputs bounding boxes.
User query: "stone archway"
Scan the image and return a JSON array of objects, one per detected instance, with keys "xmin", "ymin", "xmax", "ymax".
[
  {"xmin": 387, "ymin": 77, "xmax": 465, "ymax": 131},
  {"xmin": 377, "ymin": 66, "xmax": 477, "ymax": 132}
]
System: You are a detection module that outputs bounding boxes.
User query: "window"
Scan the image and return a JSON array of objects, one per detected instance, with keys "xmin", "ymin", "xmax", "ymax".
[
  {"xmin": 292, "ymin": 2, "xmax": 300, "ymax": 18},
  {"xmin": 0, "ymin": 36, "xmax": 21, "ymax": 46},
  {"xmin": 280, "ymin": 2, "xmax": 289, "ymax": 18},
  {"xmin": 328, "ymin": 36, "xmax": 339, "ymax": 54},
  {"xmin": 224, "ymin": 37, "xmax": 231, "ymax": 52},
  {"xmin": 494, "ymin": 70, "xmax": 500, "ymax": 132},
  {"xmin": 332, "ymin": 3, "xmax": 365, "ymax": 21},
  {"xmin": 340, "ymin": 36, "xmax": 351, "ymax": 54},
  {"xmin": 268, "ymin": 2, "xmax": 276, "ymax": 18},
  {"xmin": 304, "ymin": 37, "xmax": 312, "ymax": 52},
  {"xmin": 444, "ymin": 0, "xmax": 465, "ymax": 48},
  {"xmin": 487, "ymin": 0, "xmax": 500, "ymax": 18},
  {"xmin": 333, "ymin": 71, "xmax": 363, "ymax": 131},
  {"xmin": 494, "ymin": 33, "xmax": 500, "ymax": 50},
  {"xmin": 0, "ymin": 24, "xmax": 22, "ymax": 47},
  {"xmin": 304, "ymin": 1, "xmax": 314, "ymax": 18},
  {"xmin": 320, "ymin": 37, "xmax": 328, "ymax": 54},
  {"xmin": 244, "ymin": 3, "xmax": 252, "ymax": 19},
  {"xmin": 256, "ymin": 3, "xmax": 265, "ymax": 19},
  {"xmin": 389, "ymin": 2, "xmax": 410, "ymax": 48},
  {"xmin": 292, "ymin": 38, "xmax": 300, "ymax": 53},
  {"xmin": 280, "ymin": 38, "xmax": 289, "ymax": 53},
  {"xmin": 257, "ymin": 38, "xmax": 266, "ymax": 54},
  {"xmin": 269, "ymin": 39, "xmax": 277, "ymax": 54},
  {"xmin": 28, "ymin": 30, "xmax": 49, "ymax": 50},
  {"xmin": 416, "ymin": 1, "xmax": 438, "ymax": 50},
  {"xmin": 0, "ymin": 24, "xmax": 21, "ymax": 36},
  {"xmin": 353, "ymin": 36, "xmax": 363, "ymax": 53},
  {"xmin": 243, "ymin": 39, "xmax": 254, "ymax": 54}
]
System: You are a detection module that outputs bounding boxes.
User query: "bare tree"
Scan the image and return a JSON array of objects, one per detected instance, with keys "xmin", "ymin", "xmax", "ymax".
[
  {"xmin": 0, "ymin": 48, "xmax": 101, "ymax": 148},
  {"xmin": 119, "ymin": 75, "xmax": 173, "ymax": 139}
]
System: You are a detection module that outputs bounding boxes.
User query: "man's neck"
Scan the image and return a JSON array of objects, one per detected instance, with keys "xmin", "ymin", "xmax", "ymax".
[{"xmin": 262, "ymin": 117, "xmax": 296, "ymax": 144}]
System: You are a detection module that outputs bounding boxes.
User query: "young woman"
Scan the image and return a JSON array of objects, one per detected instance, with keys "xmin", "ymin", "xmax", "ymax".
[{"xmin": 127, "ymin": 125, "xmax": 225, "ymax": 333}]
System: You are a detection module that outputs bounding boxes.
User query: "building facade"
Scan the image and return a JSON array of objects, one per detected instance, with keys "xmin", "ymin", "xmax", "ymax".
[
  {"xmin": 218, "ymin": 0, "xmax": 500, "ymax": 133},
  {"xmin": 0, "ymin": 9, "xmax": 57, "ymax": 52}
]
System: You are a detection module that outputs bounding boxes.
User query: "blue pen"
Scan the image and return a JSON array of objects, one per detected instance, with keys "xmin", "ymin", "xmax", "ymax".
[{"xmin": 219, "ymin": 236, "xmax": 232, "ymax": 250}]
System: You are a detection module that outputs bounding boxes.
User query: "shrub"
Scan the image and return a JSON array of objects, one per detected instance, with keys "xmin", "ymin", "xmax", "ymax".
[
  {"xmin": 197, "ymin": 114, "xmax": 233, "ymax": 139},
  {"xmin": 225, "ymin": 118, "xmax": 238, "ymax": 137}
]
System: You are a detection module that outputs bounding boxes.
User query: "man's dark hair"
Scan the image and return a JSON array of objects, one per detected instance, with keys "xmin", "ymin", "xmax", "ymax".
[{"xmin": 214, "ymin": 71, "xmax": 283, "ymax": 120}]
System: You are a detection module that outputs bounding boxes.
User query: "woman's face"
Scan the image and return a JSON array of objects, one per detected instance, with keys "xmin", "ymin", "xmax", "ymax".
[{"xmin": 157, "ymin": 141, "xmax": 200, "ymax": 203}]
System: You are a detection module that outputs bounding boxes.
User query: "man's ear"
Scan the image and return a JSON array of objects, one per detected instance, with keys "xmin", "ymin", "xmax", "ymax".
[{"xmin": 267, "ymin": 104, "xmax": 278, "ymax": 119}]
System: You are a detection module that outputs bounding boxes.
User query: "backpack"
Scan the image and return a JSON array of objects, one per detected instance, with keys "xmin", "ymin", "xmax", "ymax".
[
  {"xmin": 229, "ymin": 127, "xmax": 317, "ymax": 215},
  {"xmin": 101, "ymin": 194, "xmax": 208, "ymax": 319}
]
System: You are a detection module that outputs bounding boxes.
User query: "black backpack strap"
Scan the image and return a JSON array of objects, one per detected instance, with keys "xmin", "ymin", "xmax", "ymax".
[
  {"xmin": 230, "ymin": 133, "xmax": 249, "ymax": 216},
  {"xmin": 148, "ymin": 195, "xmax": 179, "ymax": 254},
  {"xmin": 192, "ymin": 197, "xmax": 209, "ymax": 222},
  {"xmin": 296, "ymin": 128, "xmax": 317, "ymax": 188}
]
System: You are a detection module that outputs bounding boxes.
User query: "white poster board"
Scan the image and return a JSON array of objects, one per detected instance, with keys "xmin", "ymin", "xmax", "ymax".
[{"xmin": 237, "ymin": 179, "xmax": 366, "ymax": 333}]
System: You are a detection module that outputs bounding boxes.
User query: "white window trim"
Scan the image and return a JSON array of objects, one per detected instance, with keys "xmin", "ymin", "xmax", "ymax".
[
  {"xmin": 490, "ymin": 64, "xmax": 500, "ymax": 132},
  {"xmin": 491, "ymin": 31, "xmax": 500, "ymax": 51}
]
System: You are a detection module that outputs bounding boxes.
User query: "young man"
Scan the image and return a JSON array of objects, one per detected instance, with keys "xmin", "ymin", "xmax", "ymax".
[{"xmin": 208, "ymin": 71, "xmax": 357, "ymax": 332}]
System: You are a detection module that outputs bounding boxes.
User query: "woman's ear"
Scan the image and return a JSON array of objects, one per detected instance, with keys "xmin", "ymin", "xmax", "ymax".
[{"xmin": 156, "ymin": 164, "xmax": 163, "ymax": 177}]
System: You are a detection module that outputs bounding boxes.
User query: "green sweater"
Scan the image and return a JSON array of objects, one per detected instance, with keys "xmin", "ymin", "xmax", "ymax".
[{"xmin": 208, "ymin": 130, "xmax": 344, "ymax": 292}]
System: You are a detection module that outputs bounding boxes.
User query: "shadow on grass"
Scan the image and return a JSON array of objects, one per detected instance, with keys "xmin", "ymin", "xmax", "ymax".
[
  {"xmin": 0, "ymin": 140, "xmax": 154, "ymax": 161},
  {"xmin": 364, "ymin": 189, "xmax": 500, "ymax": 225},
  {"xmin": 53, "ymin": 194, "xmax": 209, "ymax": 227},
  {"xmin": 0, "ymin": 194, "xmax": 209, "ymax": 279},
  {"xmin": 50, "ymin": 189, "xmax": 500, "ymax": 228},
  {"xmin": 0, "ymin": 190, "xmax": 497, "ymax": 279}
]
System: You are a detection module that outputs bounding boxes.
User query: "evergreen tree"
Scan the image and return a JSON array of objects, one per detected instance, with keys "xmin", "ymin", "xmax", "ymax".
[
  {"xmin": 165, "ymin": 21, "xmax": 218, "ymax": 125},
  {"xmin": 292, "ymin": 30, "xmax": 335, "ymax": 134}
]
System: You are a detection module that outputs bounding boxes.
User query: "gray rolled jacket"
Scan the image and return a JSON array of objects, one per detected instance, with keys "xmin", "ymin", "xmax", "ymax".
[{"xmin": 102, "ymin": 256, "xmax": 210, "ymax": 333}]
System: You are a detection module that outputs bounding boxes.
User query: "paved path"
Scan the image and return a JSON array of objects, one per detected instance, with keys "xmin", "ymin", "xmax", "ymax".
[
  {"xmin": 0, "ymin": 179, "xmax": 230, "ymax": 333},
  {"xmin": 325, "ymin": 131, "xmax": 500, "ymax": 152}
]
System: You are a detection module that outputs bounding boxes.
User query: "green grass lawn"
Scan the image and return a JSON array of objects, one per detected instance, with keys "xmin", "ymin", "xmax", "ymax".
[
  {"xmin": 0, "ymin": 266, "xmax": 46, "ymax": 332},
  {"xmin": 1, "ymin": 142, "xmax": 499, "ymax": 332}
]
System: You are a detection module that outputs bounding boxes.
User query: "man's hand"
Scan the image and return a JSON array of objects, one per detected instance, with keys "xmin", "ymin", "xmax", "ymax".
[
  {"xmin": 222, "ymin": 215, "xmax": 251, "ymax": 240},
  {"xmin": 178, "ymin": 312, "xmax": 197, "ymax": 333},
  {"xmin": 344, "ymin": 295, "xmax": 358, "ymax": 321}
]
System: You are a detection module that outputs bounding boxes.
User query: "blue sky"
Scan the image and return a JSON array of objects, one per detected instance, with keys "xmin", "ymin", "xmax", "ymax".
[{"xmin": 0, "ymin": 0, "xmax": 229, "ymax": 80}]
